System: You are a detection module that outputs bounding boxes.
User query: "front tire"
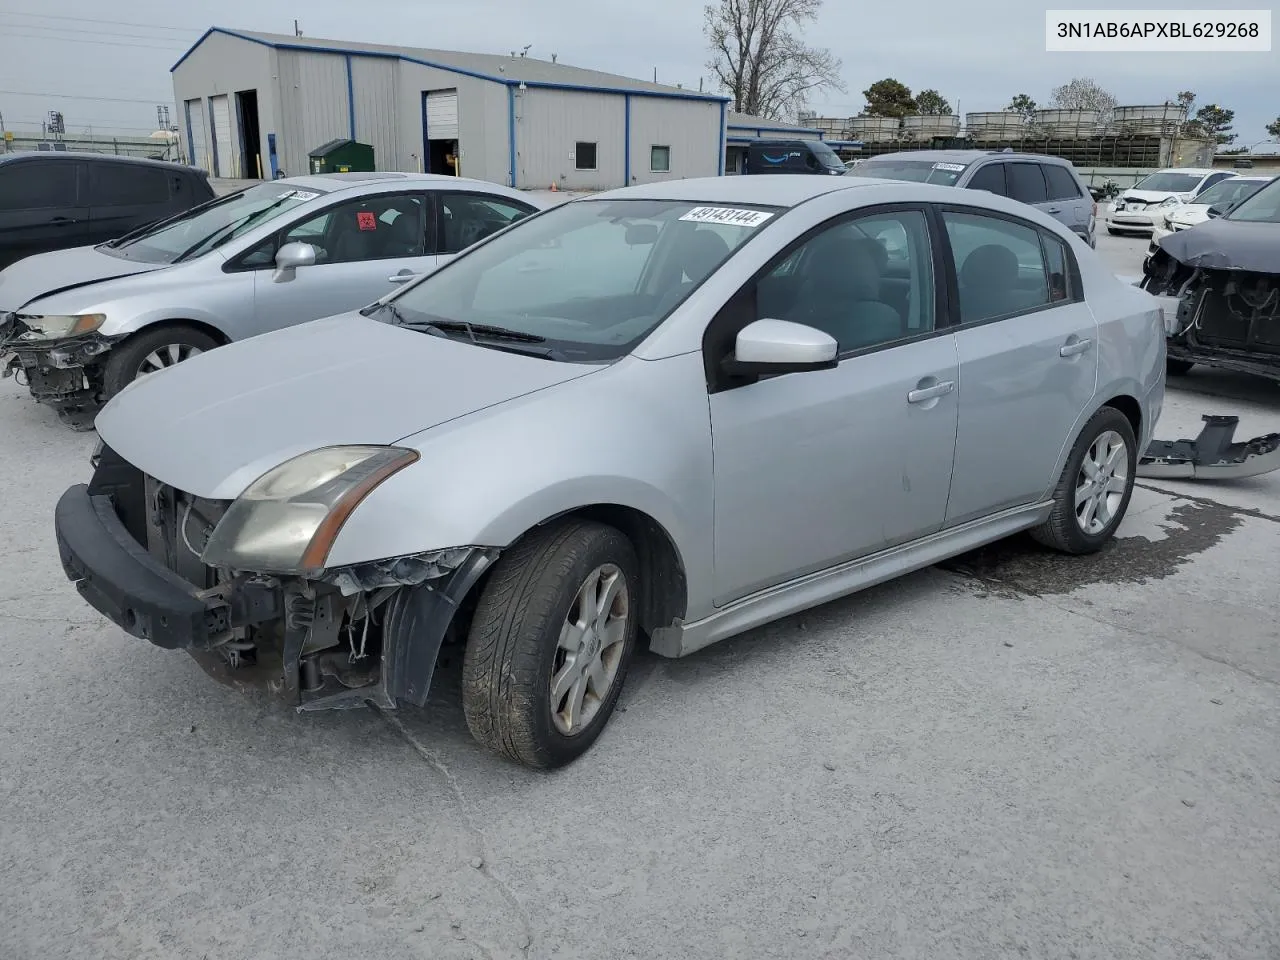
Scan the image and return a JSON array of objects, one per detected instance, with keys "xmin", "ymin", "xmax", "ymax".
[
  {"xmin": 1031, "ymin": 407, "xmax": 1137, "ymax": 555},
  {"xmin": 100, "ymin": 324, "xmax": 220, "ymax": 401},
  {"xmin": 462, "ymin": 519, "xmax": 639, "ymax": 769}
]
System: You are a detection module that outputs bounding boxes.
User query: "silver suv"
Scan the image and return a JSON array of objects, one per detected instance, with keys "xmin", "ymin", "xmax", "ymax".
[{"xmin": 847, "ymin": 150, "xmax": 1097, "ymax": 247}]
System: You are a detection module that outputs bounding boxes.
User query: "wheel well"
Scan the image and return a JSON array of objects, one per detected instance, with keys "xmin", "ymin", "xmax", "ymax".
[
  {"xmin": 1102, "ymin": 394, "xmax": 1142, "ymax": 440},
  {"xmin": 130, "ymin": 318, "xmax": 231, "ymax": 347}
]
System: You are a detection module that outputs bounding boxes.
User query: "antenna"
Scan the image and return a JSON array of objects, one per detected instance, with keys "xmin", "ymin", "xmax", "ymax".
[
  {"xmin": 551, "ymin": 53, "xmax": 557, "ymax": 63},
  {"xmin": 294, "ymin": 19, "xmax": 302, "ymax": 36}
]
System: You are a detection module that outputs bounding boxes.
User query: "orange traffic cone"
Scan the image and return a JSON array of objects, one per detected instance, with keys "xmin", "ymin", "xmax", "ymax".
[{"xmin": 550, "ymin": 181, "xmax": 558, "ymax": 192}]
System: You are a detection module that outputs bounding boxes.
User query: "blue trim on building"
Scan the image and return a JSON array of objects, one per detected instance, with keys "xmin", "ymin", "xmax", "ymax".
[
  {"xmin": 718, "ymin": 101, "xmax": 726, "ymax": 175},
  {"xmin": 623, "ymin": 95, "xmax": 632, "ymax": 184},
  {"xmin": 208, "ymin": 101, "xmax": 220, "ymax": 176},
  {"xmin": 171, "ymin": 27, "xmax": 733, "ymax": 106},
  {"xmin": 183, "ymin": 99, "xmax": 196, "ymax": 167},
  {"xmin": 267, "ymin": 132, "xmax": 278, "ymax": 178},
  {"xmin": 345, "ymin": 55, "xmax": 357, "ymax": 139},
  {"xmin": 507, "ymin": 85, "xmax": 517, "ymax": 187}
]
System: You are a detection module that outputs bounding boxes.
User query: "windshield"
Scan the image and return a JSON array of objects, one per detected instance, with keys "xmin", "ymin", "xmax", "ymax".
[
  {"xmin": 1187, "ymin": 178, "xmax": 1260, "ymax": 208},
  {"xmin": 1225, "ymin": 176, "xmax": 1280, "ymax": 223},
  {"xmin": 103, "ymin": 182, "xmax": 326, "ymax": 264},
  {"xmin": 1132, "ymin": 172, "xmax": 1203, "ymax": 193},
  {"xmin": 809, "ymin": 141, "xmax": 845, "ymax": 170},
  {"xmin": 846, "ymin": 158, "xmax": 968, "ymax": 186},
  {"xmin": 378, "ymin": 198, "xmax": 776, "ymax": 361}
]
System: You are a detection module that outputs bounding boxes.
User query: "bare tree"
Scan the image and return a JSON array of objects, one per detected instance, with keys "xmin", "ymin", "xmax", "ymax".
[
  {"xmin": 1048, "ymin": 77, "xmax": 1117, "ymax": 126},
  {"xmin": 705, "ymin": 0, "xmax": 845, "ymax": 120}
]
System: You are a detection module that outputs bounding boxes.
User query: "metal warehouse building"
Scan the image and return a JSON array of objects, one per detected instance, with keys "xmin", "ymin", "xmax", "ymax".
[{"xmin": 170, "ymin": 27, "xmax": 731, "ymax": 189}]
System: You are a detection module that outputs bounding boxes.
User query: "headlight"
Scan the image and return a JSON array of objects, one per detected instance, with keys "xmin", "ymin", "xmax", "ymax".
[
  {"xmin": 202, "ymin": 445, "xmax": 420, "ymax": 575},
  {"xmin": 16, "ymin": 313, "xmax": 106, "ymax": 339},
  {"xmin": 1159, "ymin": 197, "xmax": 1178, "ymax": 208}
]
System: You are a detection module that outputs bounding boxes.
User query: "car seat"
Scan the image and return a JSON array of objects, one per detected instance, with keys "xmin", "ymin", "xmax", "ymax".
[
  {"xmin": 958, "ymin": 244, "xmax": 1021, "ymax": 322},
  {"xmin": 787, "ymin": 236, "xmax": 902, "ymax": 350}
]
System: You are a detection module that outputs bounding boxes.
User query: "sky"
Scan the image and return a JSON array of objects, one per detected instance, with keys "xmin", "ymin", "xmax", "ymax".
[{"xmin": 1, "ymin": 0, "xmax": 1276, "ymax": 149}]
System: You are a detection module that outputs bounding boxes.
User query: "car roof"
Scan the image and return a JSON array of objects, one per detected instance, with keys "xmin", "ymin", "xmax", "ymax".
[
  {"xmin": 864, "ymin": 149, "xmax": 1071, "ymax": 166},
  {"xmin": 585, "ymin": 175, "xmax": 878, "ymax": 208},
  {"xmin": 1151, "ymin": 167, "xmax": 1218, "ymax": 175},
  {"xmin": 0, "ymin": 150, "xmax": 204, "ymax": 174}
]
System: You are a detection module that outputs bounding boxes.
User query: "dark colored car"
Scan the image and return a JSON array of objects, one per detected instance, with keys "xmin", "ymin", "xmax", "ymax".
[
  {"xmin": 0, "ymin": 152, "xmax": 215, "ymax": 271},
  {"xmin": 743, "ymin": 139, "xmax": 846, "ymax": 176},
  {"xmin": 847, "ymin": 150, "xmax": 1097, "ymax": 247},
  {"xmin": 1141, "ymin": 175, "xmax": 1280, "ymax": 381}
]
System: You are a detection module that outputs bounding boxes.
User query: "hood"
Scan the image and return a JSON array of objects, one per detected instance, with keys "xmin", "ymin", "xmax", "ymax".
[
  {"xmin": 1168, "ymin": 206, "xmax": 1210, "ymax": 227},
  {"xmin": 1156, "ymin": 218, "xmax": 1280, "ymax": 275},
  {"xmin": 95, "ymin": 312, "xmax": 603, "ymax": 500},
  {"xmin": 0, "ymin": 244, "xmax": 161, "ymax": 313},
  {"xmin": 1120, "ymin": 189, "xmax": 1190, "ymax": 204}
]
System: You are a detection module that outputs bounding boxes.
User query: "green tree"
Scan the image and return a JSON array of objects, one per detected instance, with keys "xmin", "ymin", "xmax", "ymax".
[
  {"xmin": 704, "ymin": 0, "xmax": 845, "ymax": 120},
  {"xmin": 913, "ymin": 89, "xmax": 951, "ymax": 115},
  {"xmin": 1194, "ymin": 104, "xmax": 1236, "ymax": 145},
  {"xmin": 1264, "ymin": 116, "xmax": 1280, "ymax": 139},
  {"xmin": 1005, "ymin": 93, "xmax": 1037, "ymax": 122},
  {"xmin": 862, "ymin": 78, "xmax": 916, "ymax": 118}
]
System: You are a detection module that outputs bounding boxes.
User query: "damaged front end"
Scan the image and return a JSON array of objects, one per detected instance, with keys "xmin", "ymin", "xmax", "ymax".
[
  {"xmin": 1, "ymin": 314, "xmax": 118, "ymax": 430},
  {"xmin": 1141, "ymin": 223, "xmax": 1280, "ymax": 382},
  {"xmin": 54, "ymin": 445, "xmax": 497, "ymax": 711}
]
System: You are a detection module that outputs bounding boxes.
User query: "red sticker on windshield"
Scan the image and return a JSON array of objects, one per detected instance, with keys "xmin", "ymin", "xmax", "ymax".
[{"xmin": 357, "ymin": 211, "xmax": 377, "ymax": 231}]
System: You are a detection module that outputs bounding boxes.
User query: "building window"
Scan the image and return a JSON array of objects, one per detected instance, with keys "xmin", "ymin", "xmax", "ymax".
[
  {"xmin": 650, "ymin": 145, "xmax": 671, "ymax": 172},
  {"xmin": 575, "ymin": 142, "xmax": 598, "ymax": 171}
]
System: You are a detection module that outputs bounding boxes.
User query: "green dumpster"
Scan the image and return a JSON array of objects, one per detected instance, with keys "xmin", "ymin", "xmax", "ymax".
[{"xmin": 308, "ymin": 139, "xmax": 375, "ymax": 174}]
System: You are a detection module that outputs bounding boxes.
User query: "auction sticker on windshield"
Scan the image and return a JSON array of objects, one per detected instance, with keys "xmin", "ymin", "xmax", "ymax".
[
  {"xmin": 933, "ymin": 162, "xmax": 967, "ymax": 172},
  {"xmin": 278, "ymin": 189, "xmax": 321, "ymax": 201},
  {"xmin": 679, "ymin": 207, "xmax": 774, "ymax": 227}
]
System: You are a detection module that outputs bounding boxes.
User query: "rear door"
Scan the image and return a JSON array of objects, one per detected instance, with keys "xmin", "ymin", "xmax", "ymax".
[
  {"xmin": 241, "ymin": 190, "xmax": 437, "ymax": 334},
  {"xmin": 0, "ymin": 159, "xmax": 88, "ymax": 270},
  {"xmin": 86, "ymin": 162, "xmax": 176, "ymax": 245},
  {"xmin": 939, "ymin": 205, "xmax": 1098, "ymax": 526}
]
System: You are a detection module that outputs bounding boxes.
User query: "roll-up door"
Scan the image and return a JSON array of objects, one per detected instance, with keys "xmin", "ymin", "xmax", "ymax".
[
  {"xmin": 186, "ymin": 98, "xmax": 209, "ymax": 172},
  {"xmin": 425, "ymin": 90, "xmax": 459, "ymax": 139},
  {"xmin": 209, "ymin": 94, "xmax": 233, "ymax": 177}
]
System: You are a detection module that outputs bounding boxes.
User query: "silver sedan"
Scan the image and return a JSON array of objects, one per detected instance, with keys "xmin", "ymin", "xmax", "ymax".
[{"xmin": 54, "ymin": 174, "xmax": 1166, "ymax": 769}]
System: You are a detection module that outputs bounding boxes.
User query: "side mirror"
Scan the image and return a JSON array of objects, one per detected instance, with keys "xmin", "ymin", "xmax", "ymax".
[
  {"xmin": 272, "ymin": 241, "xmax": 317, "ymax": 282},
  {"xmin": 722, "ymin": 318, "xmax": 838, "ymax": 378},
  {"xmin": 624, "ymin": 223, "xmax": 658, "ymax": 245},
  {"xmin": 1206, "ymin": 205, "xmax": 1225, "ymax": 219}
]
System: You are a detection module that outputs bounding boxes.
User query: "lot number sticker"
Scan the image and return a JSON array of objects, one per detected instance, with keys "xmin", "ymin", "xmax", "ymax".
[
  {"xmin": 678, "ymin": 206, "xmax": 774, "ymax": 227},
  {"xmin": 932, "ymin": 162, "xmax": 966, "ymax": 172}
]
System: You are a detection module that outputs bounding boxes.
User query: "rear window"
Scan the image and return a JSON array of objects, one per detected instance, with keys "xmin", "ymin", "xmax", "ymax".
[
  {"xmin": 88, "ymin": 164, "xmax": 171, "ymax": 205},
  {"xmin": 1044, "ymin": 165, "xmax": 1083, "ymax": 201}
]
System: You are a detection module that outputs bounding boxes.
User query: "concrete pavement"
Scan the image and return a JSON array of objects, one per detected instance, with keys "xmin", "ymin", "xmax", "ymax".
[{"xmin": 2, "ymin": 228, "xmax": 1278, "ymax": 960}]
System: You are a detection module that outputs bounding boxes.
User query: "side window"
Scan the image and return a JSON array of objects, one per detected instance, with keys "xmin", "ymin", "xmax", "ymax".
[
  {"xmin": 575, "ymin": 142, "xmax": 598, "ymax": 171},
  {"xmin": 89, "ymin": 164, "xmax": 170, "ymax": 206},
  {"xmin": 1041, "ymin": 232, "xmax": 1077, "ymax": 303},
  {"xmin": 437, "ymin": 192, "xmax": 535, "ymax": 255},
  {"xmin": 966, "ymin": 163, "xmax": 1007, "ymax": 195},
  {"xmin": 1007, "ymin": 163, "xmax": 1049, "ymax": 204},
  {"xmin": 0, "ymin": 161, "xmax": 78, "ymax": 210},
  {"xmin": 1197, "ymin": 172, "xmax": 1229, "ymax": 194},
  {"xmin": 1044, "ymin": 165, "xmax": 1083, "ymax": 201},
  {"xmin": 943, "ymin": 210, "xmax": 1050, "ymax": 324},
  {"xmin": 239, "ymin": 194, "xmax": 428, "ymax": 268},
  {"xmin": 755, "ymin": 209, "xmax": 935, "ymax": 353}
]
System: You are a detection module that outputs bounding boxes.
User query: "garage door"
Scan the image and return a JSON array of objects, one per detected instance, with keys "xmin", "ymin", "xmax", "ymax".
[
  {"xmin": 186, "ymin": 98, "xmax": 209, "ymax": 172},
  {"xmin": 425, "ymin": 90, "xmax": 459, "ymax": 139},
  {"xmin": 209, "ymin": 94, "xmax": 233, "ymax": 178}
]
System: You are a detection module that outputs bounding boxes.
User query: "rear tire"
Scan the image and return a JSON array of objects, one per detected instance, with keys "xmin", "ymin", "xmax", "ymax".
[
  {"xmin": 100, "ymin": 324, "xmax": 220, "ymax": 401},
  {"xmin": 1166, "ymin": 358, "xmax": 1195, "ymax": 376},
  {"xmin": 1031, "ymin": 407, "xmax": 1137, "ymax": 555},
  {"xmin": 462, "ymin": 519, "xmax": 639, "ymax": 770}
]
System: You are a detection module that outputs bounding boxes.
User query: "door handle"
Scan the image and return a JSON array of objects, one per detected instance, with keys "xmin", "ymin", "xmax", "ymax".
[
  {"xmin": 387, "ymin": 272, "xmax": 417, "ymax": 283},
  {"xmin": 50, "ymin": 216, "xmax": 78, "ymax": 225},
  {"xmin": 1059, "ymin": 337, "xmax": 1092, "ymax": 357},
  {"xmin": 907, "ymin": 380, "xmax": 955, "ymax": 403},
  {"xmin": 1046, "ymin": 207, "xmax": 1062, "ymax": 214}
]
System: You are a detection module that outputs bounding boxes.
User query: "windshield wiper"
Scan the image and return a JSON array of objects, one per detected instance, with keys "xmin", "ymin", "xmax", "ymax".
[{"xmin": 408, "ymin": 319, "xmax": 547, "ymax": 343}]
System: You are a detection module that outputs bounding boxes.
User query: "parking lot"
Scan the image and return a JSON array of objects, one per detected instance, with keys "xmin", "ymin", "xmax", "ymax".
[{"xmin": 2, "ymin": 227, "xmax": 1278, "ymax": 960}]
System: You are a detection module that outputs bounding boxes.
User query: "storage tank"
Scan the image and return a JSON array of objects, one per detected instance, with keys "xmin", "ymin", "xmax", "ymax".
[
  {"xmin": 847, "ymin": 116, "xmax": 902, "ymax": 141},
  {"xmin": 964, "ymin": 111, "xmax": 1028, "ymax": 139},
  {"xmin": 1033, "ymin": 109, "xmax": 1100, "ymax": 138},
  {"xmin": 1112, "ymin": 103, "xmax": 1187, "ymax": 136},
  {"xmin": 902, "ymin": 114, "xmax": 961, "ymax": 140}
]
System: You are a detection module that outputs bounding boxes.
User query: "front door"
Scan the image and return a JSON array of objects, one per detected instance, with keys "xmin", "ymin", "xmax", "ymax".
[
  {"xmin": 244, "ymin": 191, "xmax": 438, "ymax": 333},
  {"xmin": 707, "ymin": 206, "xmax": 959, "ymax": 606},
  {"xmin": 939, "ymin": 206, "xmax": 1099, "ymax": 526},
  {"xmin": 0, "ymin": 159, "xmax": 87, "ymax": 270}
]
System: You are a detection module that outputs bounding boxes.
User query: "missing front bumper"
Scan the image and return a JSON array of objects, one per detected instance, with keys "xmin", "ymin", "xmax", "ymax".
[{"xmin": 1139, "ymin": 415, "xmax": 1280, "ymax": 481}]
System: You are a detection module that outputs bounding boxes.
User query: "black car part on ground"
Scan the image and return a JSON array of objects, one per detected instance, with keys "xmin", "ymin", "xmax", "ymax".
[
  {"xmin": 1142, "ymin": 227, "xmax": 1280, "ymax": 383},
  {"xmin": 54, "ymin": 444, "xmax": 500, "ymax": 710},
  {"xmin": 1138, "ymin": 415, "xmax": 1280, "ymax": 480}
]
